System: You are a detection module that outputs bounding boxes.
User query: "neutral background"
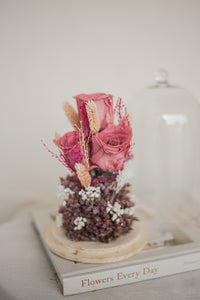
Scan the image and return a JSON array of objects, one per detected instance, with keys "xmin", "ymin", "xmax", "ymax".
[
  {"xmin": 1, "ymin": 2, "xmax": 200, "ymax": 300},
  {"xmin": 1, "ymin": 0, "xmax": 200, "ymax": 205}
]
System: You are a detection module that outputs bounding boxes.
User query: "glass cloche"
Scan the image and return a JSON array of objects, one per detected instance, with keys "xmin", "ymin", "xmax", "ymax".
[{"xmin": 132, "ymin": 70, "xmax": 200, "ymax": 204}]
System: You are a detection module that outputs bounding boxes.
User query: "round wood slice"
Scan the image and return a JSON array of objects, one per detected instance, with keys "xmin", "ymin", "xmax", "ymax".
[{"xmin": 44, "ymin": 221, "xmax": 148, "ymax": 264}]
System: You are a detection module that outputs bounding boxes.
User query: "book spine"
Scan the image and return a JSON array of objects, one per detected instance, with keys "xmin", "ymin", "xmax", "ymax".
[
  {"xmin": 63, "ymin": 252, "xmax": 200, "ymax": 296},
  {"xmin": 32, "ymin": 223, "xmax": 63, "ymax": 294}
]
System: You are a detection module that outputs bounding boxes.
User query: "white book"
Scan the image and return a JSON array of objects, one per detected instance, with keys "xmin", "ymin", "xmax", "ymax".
[{"xmin": 32, "ymin": 201, "xmax": 200, "ymax": 296}]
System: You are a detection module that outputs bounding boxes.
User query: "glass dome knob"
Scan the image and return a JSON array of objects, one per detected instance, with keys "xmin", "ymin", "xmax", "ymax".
[{"xmin": 155, "ymin": 69, "xmax": 169, "ymax": 86}]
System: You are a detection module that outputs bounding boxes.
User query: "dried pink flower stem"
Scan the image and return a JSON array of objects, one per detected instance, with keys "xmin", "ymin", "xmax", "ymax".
[
  {"xmin": 41, "ymin": 139, "xmax": 68, "ymax": 168},
  {"xmin": 119, "ymin": 113, "xmax": 132, "ymax": 127},
  {"xmin": 114, "ymin": 97, "xmax": 129, "ymax": 125}
]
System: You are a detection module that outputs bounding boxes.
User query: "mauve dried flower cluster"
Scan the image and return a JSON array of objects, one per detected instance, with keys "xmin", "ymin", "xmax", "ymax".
[{"xmin": 59, "ymin": 171, "xmax": 137, "ymax": 243}]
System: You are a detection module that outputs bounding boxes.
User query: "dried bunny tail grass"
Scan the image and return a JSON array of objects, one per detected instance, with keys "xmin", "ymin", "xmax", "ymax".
[
  {"xmin": 75, "ymin": 163, "xmax": 91, "ymax": 188},
  {"xmin": 127, "ymin": 113, "xmax": 133, "ymax": 124},
  {"xmin": 85, "ymin": 100, "xmax": 100, "ymax": 133},
  {"xmin": 63, "ymin": 101, "xmax": 80, "ymax": 129},
  {"xmin": 54, "ymin": 132, "xmax": 61, "ymax": 140}
]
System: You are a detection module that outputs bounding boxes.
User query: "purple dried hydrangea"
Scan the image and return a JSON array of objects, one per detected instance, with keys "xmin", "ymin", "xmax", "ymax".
[{"xmin": 58, "ymin": 171, "xmax": 138, "ymax": 243}]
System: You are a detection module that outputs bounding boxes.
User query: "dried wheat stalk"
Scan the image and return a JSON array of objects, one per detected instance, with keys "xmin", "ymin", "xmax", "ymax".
[
  {"xmin": 85, "ymin": 100, "xmax": 100, "ymax": 133},
  {"xmin": 63, "ymin": 101, "xmax": 80, "ymax": 129},
  {"xmin": 75, "ymin": 163, "xmax": 91, "ymax": 188}
]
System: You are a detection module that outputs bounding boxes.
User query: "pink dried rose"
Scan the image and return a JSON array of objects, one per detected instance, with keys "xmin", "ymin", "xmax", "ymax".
[
  {"xmin": 53, "ymin": 131, "xmax": 83, "ymax": 171},
  {"xmin": 91, "ymin": 123, "xmax": 133, "ymax": 172},
  {"xmin": 74, "ymin": 93, "xmax": 114, "ymax": 135}
]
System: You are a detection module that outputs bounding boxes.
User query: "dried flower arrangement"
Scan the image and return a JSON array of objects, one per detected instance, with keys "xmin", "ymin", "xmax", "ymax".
[{"xmin": 46, "ymin": 93, "xmax": 137, "ymax": 243}]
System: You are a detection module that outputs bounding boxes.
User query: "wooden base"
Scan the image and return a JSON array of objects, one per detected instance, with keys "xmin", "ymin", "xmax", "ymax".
[{"xmin": 44, "ymin": 221, "xmax": 148, "ymax": 264}]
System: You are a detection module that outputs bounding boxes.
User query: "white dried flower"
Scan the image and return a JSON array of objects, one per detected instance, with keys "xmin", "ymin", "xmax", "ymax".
[
  {"xmin": 116, "ymin": 158, "xmax": 133, "ymax": 193},
  {"xmin": 106, "ymin": 201, "xmax": 112, "ymax": 213},
  {"xmin": 57, "ymin": 185, "xmax": 74, "ymax": 201},
  {"xmin": 106, "ymin": 201, "xmax": 124, "ymax": 223},
  {"xmin": 124, "ymin": 206, "xmax": 135, "ymax": 216},
  {"xmin": 113, "ymin": 202, "xmax": 123, "ymax": 215},
  {"xmin": 106, "ymin": 201, "xmax": 135, "ymax": 222},
  {"xmin": 79, "ymin": 189, "xmax": 88, "ymax": 201},
  {"xmin": 56, "ymin": 213, "xmax": 63, "ymax": 228},
  {"xmin": 111, "ymin": 214, "xmax": 118, "ymax": 221},
  {"xmin": 74, "ymin": 217, "xmax": 87, "ymax": 230},
  {"xmin": 79, "ymin": 186, "xmax": 101, "ymax": 202}
]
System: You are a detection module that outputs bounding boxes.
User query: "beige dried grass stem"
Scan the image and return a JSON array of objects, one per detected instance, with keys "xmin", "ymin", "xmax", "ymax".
[
  {"xmin": 54, "ymin": 132, "xmax": 61, "ymax": 140},
  {"xmin": 78, "ymin": 122, "xmax": 90, "ymax": 168},
  {"xmin": 63, "ymin": 101, "xmax": 80, "ymax": 129},
  {"xmin": 75, "ymin": 163, "xmax": 91, "ymax": 188},
  {"xmin": 86, "ymin": 100, "xmax": 100, "ymax": 133}
]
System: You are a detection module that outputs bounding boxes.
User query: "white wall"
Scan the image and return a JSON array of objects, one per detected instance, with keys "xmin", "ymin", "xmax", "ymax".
[{"xmin": 1, "ymin": 0, "xmax": 200, "ymax": 203}]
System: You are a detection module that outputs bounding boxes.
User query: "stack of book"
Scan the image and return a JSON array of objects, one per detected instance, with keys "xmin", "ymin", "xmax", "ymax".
[{"xmin": 33, "ymin": 196, "xmax": 200, "ymax": 296}]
